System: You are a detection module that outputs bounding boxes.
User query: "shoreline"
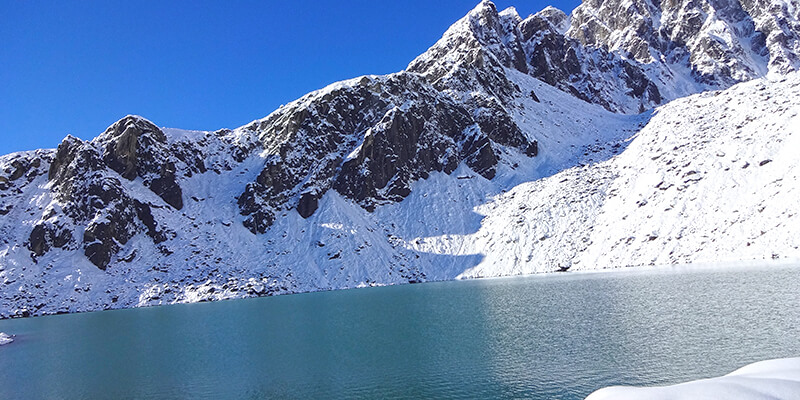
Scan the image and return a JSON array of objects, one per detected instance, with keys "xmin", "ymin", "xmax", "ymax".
[{"xmin": 2, "ymin": 257, "xmax": 797, "ymax": 321}]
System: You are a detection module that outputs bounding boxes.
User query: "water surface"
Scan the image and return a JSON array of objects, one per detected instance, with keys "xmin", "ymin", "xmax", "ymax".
[{"xmin": 1, "ymin": 264, "xmax": 799, "ymax": 399}]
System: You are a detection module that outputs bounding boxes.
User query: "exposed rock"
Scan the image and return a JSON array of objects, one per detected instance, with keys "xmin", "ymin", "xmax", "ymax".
[
  {"xmin": 461, "ymin": 133, "xmax": 499, "ymax": 179},
  {"xmin": 27, "ymin": 222, "xmax": 72, "ymax": 257},
  {"xmin": 238, "ymin": 72, "xmax": 537, "ymax": 230},
  {"xmin": 134, "ymin": 200, "xmax": 167, "ymax": 243},
  {"xmin": 296, "ymin": 191, "xmax": 319, "ymax": 219},
  {"xmin": 409, "ymin": 2, "xmax": 663, "ymax": 113},
  {"xmin": 8, "ymin": 157, "xmax": 41, "ymax": 181},
  {"xmin": 237, "ymin": 186, "xmax": 276, "ymax": 234},
  {"xmin": 567, "ymin": 0, "xmax": 797, "ymax": 89},
  {"xmin": 49, "ymin": 135, "xmax": 102, "ymax": 184},
  {"xmin": 525, "ymin": 140, "xmax": 539, "ymax": 157},
  {"xmin": 41, "ymin": 119, "xmax": 180, "ymax": 269},
  {"xmin": 333, "ymin": 101, "xmax": 471, "ymax": 209},
  {"xmin": 148, "ymin": 169, "xmax": 183, "ymax": 210},
  {"xmin": 97, "ymin": 116, "xmax": 183, "ymax": 210}
]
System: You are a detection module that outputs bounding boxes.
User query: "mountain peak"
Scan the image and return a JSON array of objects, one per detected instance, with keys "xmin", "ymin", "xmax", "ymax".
[
  {"xmin": 407, "ymin": 0, "xmax": 529, "ymax": 95},
  {"xmin": 499, "ymin": 6, "xmax": 520, "ymax": 18},
  {"xmin": 472, "ymin": 0, "xmax": 497, "ymax": 13},
  {"xmin": 448, "ymin": 0, "xmax": 503, "ymax": 39},
  {"xmin": 99, "ymin": 115, "xmax": 165, "ymax": 144},
  {"xmin": 529, "ymin": 6, "xmax": 570, "ymax": 35},
  {"xmin": 417, "ymin": 0, "xmax": 800, "ymax": 111}
]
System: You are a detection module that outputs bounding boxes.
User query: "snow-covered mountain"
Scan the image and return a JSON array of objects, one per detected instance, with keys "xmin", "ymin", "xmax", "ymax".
[{"xmin": 1, "ymin": 0, "xmax": 799, "ymax": 318}]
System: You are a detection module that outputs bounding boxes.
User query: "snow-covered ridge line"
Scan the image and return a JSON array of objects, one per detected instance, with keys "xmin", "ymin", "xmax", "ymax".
[
  {"xmin": 410, "ymin": 0, "xmax": 800, "ymax": 114},
  {"xmin": 585, "ymin": 357, "xmax": 800, "ymax": 400}
]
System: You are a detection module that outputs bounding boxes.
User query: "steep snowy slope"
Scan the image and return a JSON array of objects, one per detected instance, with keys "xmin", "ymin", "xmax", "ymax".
[{"xmin": 419, "ymin": 72, "xmax": 800, "ymax": 279}]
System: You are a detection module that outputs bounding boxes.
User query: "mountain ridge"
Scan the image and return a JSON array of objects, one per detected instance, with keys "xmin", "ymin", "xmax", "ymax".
[{"xmin": 1, "ymin": 0, "xmax": 799, "ymax": 318}]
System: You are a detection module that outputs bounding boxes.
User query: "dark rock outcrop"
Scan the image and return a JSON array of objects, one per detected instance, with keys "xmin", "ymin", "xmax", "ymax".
[
  {"xmin": 27, "ymin": 222, "xmax": 72, "ymax": 257},
  {"xmin": 296, "ymin": 191, "xmax": 319, "ymax": 219},
  {"xmin": 42, "ymin": 117, "xmax": 181, "ymax": 268},
  {"xmin": 98, "ymin": 116, "xmax": 183, "ymax": 210},
  {"xmin": 237, "ymin": 72, "xmax": 537, "ymax": 231}
]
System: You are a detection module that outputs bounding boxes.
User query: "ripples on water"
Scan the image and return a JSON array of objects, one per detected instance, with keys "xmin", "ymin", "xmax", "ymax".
[{"xmin": 1, "ymin": 264, "xmax": 799, "ymax": 399}]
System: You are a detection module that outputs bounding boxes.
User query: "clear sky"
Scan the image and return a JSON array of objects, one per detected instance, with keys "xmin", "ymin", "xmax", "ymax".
[{"xmin": 0, "ymin": 0, "xmax": 580, "ymax": 155}]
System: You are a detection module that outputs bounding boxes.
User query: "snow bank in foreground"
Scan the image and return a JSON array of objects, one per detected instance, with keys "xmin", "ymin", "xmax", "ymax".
[
  {"xmin": 0, "ymin": 333, "xmax": 13, "ymax": 345},
  {"xmin": 586, "ymin": 358, "xmax": 800, "ymax": 400}
]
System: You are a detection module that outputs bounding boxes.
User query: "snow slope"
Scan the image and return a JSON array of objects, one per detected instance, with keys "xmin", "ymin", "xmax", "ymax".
[
  {"xmin": 586, "ymin": 357, "xmax": 800, "ymax": 400},
  {"xmin": 418, "ymin": 72, "xmax": 800, "ymax": 278}
]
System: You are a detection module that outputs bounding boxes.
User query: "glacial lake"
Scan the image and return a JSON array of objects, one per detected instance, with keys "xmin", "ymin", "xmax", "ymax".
[{"xmin": 1, "ymin": 264, "xmax": 799, "ymax": 399}]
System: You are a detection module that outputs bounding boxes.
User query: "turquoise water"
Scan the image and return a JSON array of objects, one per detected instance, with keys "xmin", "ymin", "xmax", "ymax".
[{"xmin": 1, "ymin": 265, "xmax": 799, "ymax": 399}]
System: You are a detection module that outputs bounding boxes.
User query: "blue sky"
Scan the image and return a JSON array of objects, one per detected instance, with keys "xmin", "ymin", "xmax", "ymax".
[{"xmin": 0, "ymin": 0, "xmax": 580, "ymax": 155}]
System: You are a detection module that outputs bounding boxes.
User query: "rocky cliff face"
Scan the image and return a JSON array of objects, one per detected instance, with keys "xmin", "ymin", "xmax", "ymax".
[
  {"xmin": 408, "ymin": 1, "xmax": 664, "ymax": 113},
  {"xmin": 237, "ymin": 73, "xmax": 537, "ymax": 234},
  {"xmin": 568, "ymin": 0, "xmax": 800, "ymax": 89},
  {"xmin": 44, "ymin": 117, "xmax": 185, "ymax": 268},
  {"xmin": 409, "ymin": 0, "xmax": 798, "ymax": 113},
  {"xmin": 1, "ymin": 0, "xmax": 799, "ymax": 318}
]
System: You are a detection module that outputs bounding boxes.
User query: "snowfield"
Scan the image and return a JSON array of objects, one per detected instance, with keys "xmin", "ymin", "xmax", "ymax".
[
  {"xmin": 586, "ymin": 358, "xmax": 800, "ymax": 400},
  {"xmin": 435, "ymin": 72, "xmax": 800, "ymax": 278}
]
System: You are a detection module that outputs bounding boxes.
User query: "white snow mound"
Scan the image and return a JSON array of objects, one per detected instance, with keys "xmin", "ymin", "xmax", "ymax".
[
  {"xmin": 585, "ymin": 357, "xmax": 800, "ymax": 400},
  {"xmin": 0, "ymin": 332, "xmax": 13, "ymax": 345}
]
